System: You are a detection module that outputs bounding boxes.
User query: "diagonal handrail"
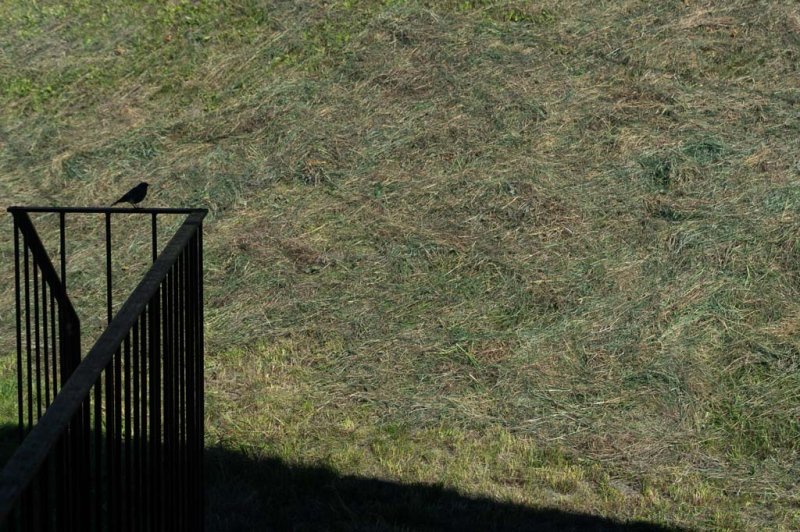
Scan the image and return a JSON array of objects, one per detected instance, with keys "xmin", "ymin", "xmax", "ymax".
[{"xmin": 12, "ymin": 211, "xmax": 80, "ymax": 329}]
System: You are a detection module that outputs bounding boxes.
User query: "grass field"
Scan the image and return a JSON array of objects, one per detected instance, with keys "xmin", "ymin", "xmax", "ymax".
[{"xmin": 1, "ymin": 0, "xmax": 800, "ymax": 529}]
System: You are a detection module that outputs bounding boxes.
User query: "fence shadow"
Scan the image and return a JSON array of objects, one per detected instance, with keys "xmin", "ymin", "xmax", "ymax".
[
  {"xmin": 0, "ymin": 425, "xmax": 685, "ymax": 531},
  {"xmin": 205, "ymin": 446, "xmax": 686, "ymax": 532}
]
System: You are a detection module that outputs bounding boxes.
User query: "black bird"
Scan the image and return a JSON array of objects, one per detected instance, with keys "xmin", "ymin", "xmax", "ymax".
[{"xmin": 112, "ymin": 182, "xmax": 149, "ymax": 207}]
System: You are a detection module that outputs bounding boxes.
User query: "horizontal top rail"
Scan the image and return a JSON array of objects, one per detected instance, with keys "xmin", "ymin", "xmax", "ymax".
[
  {"xmin": 7, "ymin": 206, "xmax": 207, "ymax": 215},
  {"xmin": 0, "ymin": 209, "xmax": 206, "ymax": 521}
]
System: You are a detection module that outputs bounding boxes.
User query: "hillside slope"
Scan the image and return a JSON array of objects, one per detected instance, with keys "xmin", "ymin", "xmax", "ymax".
[{"xmin": 1, "ymin": 1, "xmax": 799, "ymax": 529}]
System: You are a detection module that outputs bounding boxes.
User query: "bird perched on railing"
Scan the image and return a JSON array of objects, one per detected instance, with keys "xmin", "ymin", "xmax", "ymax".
[{"xmin": 112, "ymin": 182, "xmax": 149, "ymax": 207}]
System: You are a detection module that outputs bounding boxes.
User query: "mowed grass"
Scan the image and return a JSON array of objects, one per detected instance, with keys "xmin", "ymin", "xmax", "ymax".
[{"xmin": 1, "ymin": 0, "xmax": 800, "ymax": 529}]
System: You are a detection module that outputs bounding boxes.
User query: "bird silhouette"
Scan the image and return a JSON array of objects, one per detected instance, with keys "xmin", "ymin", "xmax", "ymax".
[{"xmin": 112, "ymin": 182, "xmax": 149, "ymax": 207}]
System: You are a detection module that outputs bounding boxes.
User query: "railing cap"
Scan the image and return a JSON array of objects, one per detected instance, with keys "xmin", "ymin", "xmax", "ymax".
[{"xmin": 8, "ymin": 206, "xmax": 208, "ymax": 215}]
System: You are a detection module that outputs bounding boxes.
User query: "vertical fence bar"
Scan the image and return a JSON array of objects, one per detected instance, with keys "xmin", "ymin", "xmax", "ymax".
[
  {"xmin": 18, "ymin": 217, "xmax": 30, "ymax": 530},
  {"xmin": 131, "ymin": 319, "xmax": 140, "ymax": 532},
  {"xmin": 124, "ymin": 334, "xmax": 132, "ymax": 531},
  {"xmin": 105, "ymin": 349, "xmax": 115, "ymax": 531},
  {"xmin": 185, "ymin": 243, "xmax": 192, "ymax": 530},
  {"xmin": 14, "ymin": 217, "xmax": 24, "ymax": 441},
  {"xmin": 24, "ymin": 241, "xmax": 33, "ymax": 432},
  {"xmin": 173, "ymin": 262, "xmax": 180, "ymax": 531},
  {"xmin": 68, "ymin": 423, "xmax": 75, "ymax": 531},
  {"xmin": 61, "ymin": 421, "xmax": 69, "ymax": 531},
  {"xmin": 140, "ymin": 307, "xmax": 149, "ymax": 531},
  {"xmin": 66, "ymin": 410, "xmax": 75, "ymax": 531},
  {"xmin": 45, "ymin": 299, "xmax": 56, "ymax": 526},
  {"xmin": 171, "ymin": 252, "xmax": 178, "ymax": 531},
  {"xmin": 34, "ymin": 264, "xmax": 42, "ymax": 421},
  {"xmin": 163, "ymin": 268, "xmax": 173, "ymax": 532},
  {"xmin": 59, "ymin": 208, "xmax": 67, "ymax": 492},
  {"xmin": 106, "ymin": 213, "xmax": 113, "ymax": 324},
  {"xmin": 94, "ymin": 377, "xmax": 102, "ymax": 532},
  {"xmin": 79, "ymin": 400, "xmax": 87, "ymax": 529},
  {"xmin": 185, "ymin": 236, "xmax": 193, "ymax": 530},
  {"xmin": 149, "ymin": 291, "xmax": 161, "ymax": 531},
  {"xmin": 50, "ymin": 289, "xmax": 58, "ymax": 404},
  {"xmin": 178, "ymin": 246, "xmax": 186, "ymax": 530},
  {"xmin": 57, "ymin": 305, "xmax": 64, "ymax": 388},
  {"xmin": 43, "ymin": 281, "xmax": 50, "ymax": 407},
  {"xmin": 175, "ymin": 256, "xmax": 183, "ymax": 531},
  {"xmin": 69, "ymin": 411, "xmax": 78, "ymax": 531},
  {"xmin": 66, "ymin": 400, "xmax": 77, "ymax": 530},
  {"xmin": 152, "ymin": 212, "xmax": 161, "ymax": 529},
  {"xmin": 114, "ymin": 344, "xmax": 123, "ymax": 532},
  {"xmin": 59, "ymin": 212, "xmax": 66, "ymax": 289},
  {"xmin": 188, "ymin": 231, "xmax": 198, "ymax": 530},
  {"xmin": 152, "ymin": 213, "xmax": 158, "ymax": 263},
  {"xmin": 198, "ymin": 223, "xmax": 205, "ymax": 523},
  {"xmin": 55, "ymin": 431, "xmax": 65, "ymax": 530},
  {"xmin": 70, "ymin": 311, "xmax": 81, "ymax": 375},
  {"xmin": 75, "ymin": 405, "xmax": 83, "ymax": 530}
]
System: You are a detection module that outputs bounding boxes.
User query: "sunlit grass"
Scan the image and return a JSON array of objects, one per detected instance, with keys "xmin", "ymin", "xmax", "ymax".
[{"xmin": 1, "ymin": 1, "xmax": 799, "ymax": 529}]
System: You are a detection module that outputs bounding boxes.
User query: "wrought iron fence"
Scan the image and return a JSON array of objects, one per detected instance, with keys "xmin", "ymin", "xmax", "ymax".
[
  {"xmin": 1, "ymin": 206, "xmax": 206, "ymax": 531},
  {"xmin": 9, "ymin": 211, "xmax": 81, "ymax": 443}
]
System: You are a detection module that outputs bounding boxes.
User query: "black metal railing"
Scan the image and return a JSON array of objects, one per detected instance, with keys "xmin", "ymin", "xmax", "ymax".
[
  {"xmin": 1, "ymin": 206, "xmax": 206, "ymax": 531},
  {"xmin": 10, "ymin": 212, "xmax": 81, "ymax": 443}
]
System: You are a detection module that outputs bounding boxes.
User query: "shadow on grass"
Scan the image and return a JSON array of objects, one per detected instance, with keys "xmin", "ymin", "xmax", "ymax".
[
  {"xmin": 206, "ymin": 446, "xmax": 685, "ymax": 532},
  {"xmin": 0, "ymin": 425, "xmax": 683, "ymax": 530}
]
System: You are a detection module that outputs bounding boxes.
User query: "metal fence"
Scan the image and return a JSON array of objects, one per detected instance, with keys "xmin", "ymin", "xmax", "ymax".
[{"xmin": 1, "ymin": 206, "xmax": 206, "ymax": 531}]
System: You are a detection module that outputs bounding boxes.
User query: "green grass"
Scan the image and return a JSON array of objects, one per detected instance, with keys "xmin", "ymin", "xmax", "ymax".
[{"xmin": 1, "ymin": 0, "xmax": 800, "ymax": 529}]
